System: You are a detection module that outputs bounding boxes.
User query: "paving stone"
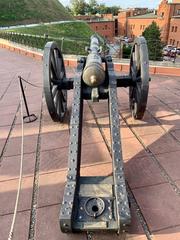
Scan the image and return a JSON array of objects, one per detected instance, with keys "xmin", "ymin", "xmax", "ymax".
[
  {"xmin": 41, "ymin": 130, "xmax": 69, "ymax": 152},
  {"xmin": 0, "ymin": 153, "xmax": 36, "ymax": 181},
  {"xmin": 83, "ymin": 106, "xmax": 95, "ymax": 121},
  {"xmin": 0, "ymin": 126, "xmax": 11, "ymax": 140},
  {"xmin": 133, "ymin": 124, "xmax": 164, "ymax": 136},
  {"xmin": 11, "ymin": 120, "xmax": 40, "ymax": 137},
  {"xmin": 38, "ymin": 171, "xmax": 67, "ymax": 207},
  {"xmin": 140, "ymin": 133, "xmax": 180, "ymax": 155},
  {"xmin": 95, "ymin": 116, "xmax": 111, "ymax": 141},
  {"xmin": 157, "ymin": 114, "xmax": 180, "ymax": 132},
  {"xmin": 35, "ymin": 205, "xmax": 87, "ymax": 240},
  {"xmin": 82, "ymin": 120, "xmax": 104, "ymax": 144},
  {"xmin": 90, "ymin": 100, "xmax": 109, "ymax": 114},
  {"xmin": 4, "ymin": 134, "xmax": 38, "ymax": 157},
  {"xmin": 0, "ymin": 104, "xmax": 18, "ymax": 115},
  {"xmin": 171, "ymin": 129, "xmax": 180, "ymax": 141},
  {"xmin": 148, "ymin": 105, "xmax": 174, "ymax": 118},
  {"xmin": 81, "ymin": 141, "xmax": 111, "ymax": 166},
  {"xmin": 0, "ymin": 113, "xmax": 14, "ymax": 127},
  {"xmin": 41, "ymin": 120, "xmax": 69, "ymax": 133},
  {"xmin": 168, "ymin": 102, "xmax": 180, "ymax": 113},
  {"xmin": 122, "ymin": 137, "xmax": 147, "ymax": 160},
  {"xmin": 153, "ymin": 225, "xmax": 180, "ymax": 240},
  {"xmin": 124, "ymin": 156, "xmax": 166, "ymax": 189},
  {"xmin": 81, "ymin": 162, "xmax": 112, "ymax": 176},
  {"xmin": 146, "ymin": 96, "xmax": 164, "ymax": 106},
  {"xmin": 40, "ymin": 147, "xmax": 68, "ymax": 173},
  {"xmin": 154, "ymin": 151, "xmax": 180, "ymax": 181},
  {"xmin": 133, "ymin": 183, "xmax": 180, "ymax": 232},
  {"xmin": 120, "ymin": 124, "xmax": 135, "ymax": 139},
  {"xmin": 157, "ymin": 93, "xmax": 180, "ymax": 104},
  {"xmin": 0, "ymin": 210, "xmax": 30, "ymax": 240},
  {"xmin": 0, "ymin": 176, "xmax": 33, "ymax": 215},
  {"xmin": 0, "ymin": 138, "xmax": 7, "ymax": 155}
]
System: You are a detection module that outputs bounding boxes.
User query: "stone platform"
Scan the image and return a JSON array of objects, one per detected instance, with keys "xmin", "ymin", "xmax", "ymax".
[{"xmin": 0, "ymin": 48, "xmax": 180, "ymax": 240}]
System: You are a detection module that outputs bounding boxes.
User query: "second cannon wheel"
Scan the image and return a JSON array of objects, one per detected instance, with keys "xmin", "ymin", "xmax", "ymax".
[
  {"xmin": 129, "ymin": 37, "xmax": 149, "ymax": 120},
  {"xmin": 43, "ymin": 41, "xmax": 67, "ymax": 122}
]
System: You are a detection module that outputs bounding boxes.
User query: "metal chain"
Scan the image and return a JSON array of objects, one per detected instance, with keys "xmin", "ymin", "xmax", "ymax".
[{"xmin": 19, "ymin": 76, "xmax": 42, "ymax": 88}]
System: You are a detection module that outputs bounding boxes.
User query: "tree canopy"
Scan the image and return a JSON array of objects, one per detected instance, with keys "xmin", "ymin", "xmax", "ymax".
[
  {"xmin": 142, "ymin": 21, "xmax": 163, "ymax": 61},
  {"xmin": 69, "ymin": 0, "xmax": 120, "ymax": 15},
  {"xmin": 70, "ymin": 0, "xmax": 86, "ymax": 15}
]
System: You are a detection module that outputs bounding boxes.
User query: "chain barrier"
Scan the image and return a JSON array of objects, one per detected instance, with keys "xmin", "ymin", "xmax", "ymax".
[
  {"xmin": 7, "ymin": 74, "xmax": 43, "ymax": 239},
  {"xmin": 19, "ymin": 76, "xmax": 42, "ymax": 89}
]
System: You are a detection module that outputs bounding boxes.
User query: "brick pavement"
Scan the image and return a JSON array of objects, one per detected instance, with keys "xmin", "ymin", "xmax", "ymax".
[{"xmin": 0, "ymin": 48, "xmax": 180, "ymax": 240}]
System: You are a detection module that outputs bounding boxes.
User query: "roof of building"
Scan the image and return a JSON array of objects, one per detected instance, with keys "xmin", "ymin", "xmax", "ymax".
[{"xmin": 128, "ymin": 13, "xmax": 157, "ymax": 19}]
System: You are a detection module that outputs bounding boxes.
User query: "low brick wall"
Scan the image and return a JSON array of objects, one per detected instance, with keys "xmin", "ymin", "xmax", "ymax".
[{"xmin": 0, "ymin": 40, "xmax": 179, "ymax": 76}]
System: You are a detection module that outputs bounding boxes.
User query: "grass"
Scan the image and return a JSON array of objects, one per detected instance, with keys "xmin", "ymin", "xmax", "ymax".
[
  {"xmin": 0, "ymin": 0, "xmax": 73, "ymax": 27},
  {"xmin": 1, "ymin": 22, "xmax": 97, "ymax": 55},
  {"xmin": 8, "ymin": 22, "xmax": 94, "ymax": 40}
]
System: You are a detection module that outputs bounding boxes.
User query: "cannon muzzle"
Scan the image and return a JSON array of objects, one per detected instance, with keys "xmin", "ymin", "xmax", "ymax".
[{"xmin": 82, "ymin": 36, "xmax": 105, "ymax": 87}]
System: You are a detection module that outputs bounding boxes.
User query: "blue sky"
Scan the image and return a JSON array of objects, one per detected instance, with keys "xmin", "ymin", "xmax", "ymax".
[{"xmin": 60, "ymin": 0, "xmax": 160, "ymax": 9}]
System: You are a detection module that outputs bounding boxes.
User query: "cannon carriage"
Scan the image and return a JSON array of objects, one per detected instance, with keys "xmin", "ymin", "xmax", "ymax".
[{"xmin": 43, "ymin": 35, "xmax": 150, "ymax": 233}]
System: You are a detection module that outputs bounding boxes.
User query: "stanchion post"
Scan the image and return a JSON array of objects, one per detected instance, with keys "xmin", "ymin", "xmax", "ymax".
[{"xmin": 18, "ymin": 76, "xmax": 38, "ymax": 123}]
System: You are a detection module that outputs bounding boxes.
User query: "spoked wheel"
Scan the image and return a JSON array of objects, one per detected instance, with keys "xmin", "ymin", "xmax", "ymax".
[
  {"xmin": 129, "ymin": 37, "xmax": 149, "ymax": 120},
  {"xmin": 43, "ymin": 42, "xmax": 67, "ymax": 122}
]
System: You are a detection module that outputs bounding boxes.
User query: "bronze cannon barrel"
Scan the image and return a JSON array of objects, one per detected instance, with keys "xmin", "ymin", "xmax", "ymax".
[{"xmin": 82, "ymin": 35, "xmax": 105, "ymax": 87}]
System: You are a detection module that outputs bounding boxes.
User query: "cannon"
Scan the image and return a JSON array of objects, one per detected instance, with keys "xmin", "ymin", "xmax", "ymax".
[{"xmin": 43, "ymin": 35, "xmax": 150, "ymax": 233}]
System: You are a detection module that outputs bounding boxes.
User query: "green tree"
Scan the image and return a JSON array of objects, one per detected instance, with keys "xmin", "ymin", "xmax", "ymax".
[
  {"xmin": 98, "ymin": 4, "xmax": 108, "ymax": 14},
  {"xmin": 86, "ymin": 0, "xmax": 98, "ymax": 14},
  {"xmin": 108, "ymin": 6, "xmax": 120, "ymax": 15},
  {"xmin": 70, "ymin": 0, "xmax": 86, "ymax": 15},
  {"xmin": 142, "ymin": 21, "xmax": 163, "ymax": 61}
]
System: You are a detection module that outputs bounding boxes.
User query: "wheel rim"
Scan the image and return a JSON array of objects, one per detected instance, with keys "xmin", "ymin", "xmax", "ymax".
[
  {"xmin": 129, "ymin": 37, "xmax": 149, "ymax": 120},
  {"xmin": 43, "ymin": 42, "xmax": 67, "ymax": 122}
]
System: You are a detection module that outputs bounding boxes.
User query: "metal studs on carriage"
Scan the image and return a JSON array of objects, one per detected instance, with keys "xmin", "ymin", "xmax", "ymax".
[{"xmin": 43, "ymin": 35, "xmax": 150, "ymax": 233}]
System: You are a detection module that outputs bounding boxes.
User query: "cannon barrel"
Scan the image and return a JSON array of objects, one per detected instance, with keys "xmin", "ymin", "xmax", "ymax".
[{"xmin": 82, "ymin": 35, "xmax": 105, "ymax": 87}]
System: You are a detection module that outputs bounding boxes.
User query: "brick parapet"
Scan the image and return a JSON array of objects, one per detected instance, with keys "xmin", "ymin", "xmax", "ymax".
[{"xmin": 0, "ymin": 39, "xmax": 179, "ymax": 77}]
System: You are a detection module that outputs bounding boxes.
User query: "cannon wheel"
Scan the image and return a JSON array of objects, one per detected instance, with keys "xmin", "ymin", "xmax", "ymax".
[
  {"xmin": 129, "ymin": 37, "xmax": 149, "ymax": 120},
  {"xmin": 43, "ymin": 42, "xmax": 67, "ymax": 122}
]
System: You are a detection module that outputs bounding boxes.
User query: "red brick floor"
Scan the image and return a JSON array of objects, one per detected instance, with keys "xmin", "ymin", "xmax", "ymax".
[{"xmin": 1, "ymin": 48, "xmax": 180, "ymax": 240}]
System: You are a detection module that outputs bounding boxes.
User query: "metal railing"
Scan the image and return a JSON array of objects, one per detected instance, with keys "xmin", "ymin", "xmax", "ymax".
[{"xmin": 0, "ymin": 31, "xmax": 91, "ymax": 55}]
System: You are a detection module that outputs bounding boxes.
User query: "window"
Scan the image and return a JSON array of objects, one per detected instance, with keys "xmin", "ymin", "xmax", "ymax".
[
  {"xmin": 161, "ymin": 12, "xmax": 164, "ymax": 17},
  {"xmin": 177, "ymin": 9, "xmax": 180, "ymax": 15},
  {"xmin": 140, "ymin": 25, "xmax": 142, "ymax": 30},
  {"xmin": 105, "ymin": 25, "xmax": 107, "ymax": 30},
  {"xmin": 96, "ymin": 26, "xmax": 98, "ymax": 30},
  {"xmin": 172, "ymin": 26, "xmax": 174, "ymax": 32},
  {"xmin": 175, "ymin": 26, "xmax": 178, "ymax": 32},
  {"xmin": 170, "ymin": 39, "xmax": 172, "ymax": 44},
  {"xmin": 177, "ymin": 41, "xmax": 179, "ymax": 47},
  {"xmin": 173, "ymin": 39, "xmax": 175, "ymax": 45}
]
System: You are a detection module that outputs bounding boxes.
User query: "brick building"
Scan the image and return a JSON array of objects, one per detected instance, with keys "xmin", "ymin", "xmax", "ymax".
[
  {"xmin": 75, "ymin": 0, "xmax": 180, "ymax": 46},
  {"xmin": 88, "ymin": 20, "xmax": 115, "ymax": 41},
  {"xmin": 119, "ymin": 0, "xmax": 180, "ymax": 46},
  {"xmin": 168, "ymin": 16, "xmax": 180, "ymax": 46},
  {"xmin": 75, "ymin": 14, "xmax": 115, "ymax": 41}
]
